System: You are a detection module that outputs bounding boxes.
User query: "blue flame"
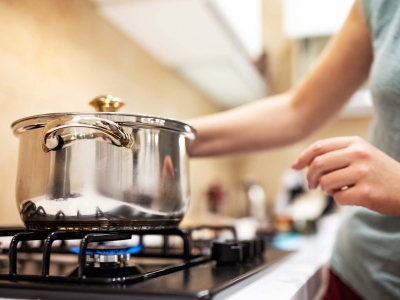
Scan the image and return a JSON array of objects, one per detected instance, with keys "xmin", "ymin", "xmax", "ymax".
[{"xmin": 69, "ymin": 243, "xmax": 144, "ymax": 255}]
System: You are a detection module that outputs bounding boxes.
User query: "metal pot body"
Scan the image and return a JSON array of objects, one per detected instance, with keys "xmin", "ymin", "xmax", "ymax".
[{"xmin": 12, "ymin": 113, "xmax": 195, "ymax": 231}]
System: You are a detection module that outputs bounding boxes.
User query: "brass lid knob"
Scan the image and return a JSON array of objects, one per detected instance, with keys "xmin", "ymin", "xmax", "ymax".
[{"xmin": 89, "ymin": 95, "xmax": 125, "ymax": 112}]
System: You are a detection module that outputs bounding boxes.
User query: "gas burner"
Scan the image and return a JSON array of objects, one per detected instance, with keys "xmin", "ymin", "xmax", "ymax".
[
  {"xmin": 85, "ymin": 244, "xmax": 143, "ymax": 268},
  {"xmin": 86, "ymin": 253, "xmax": 130, "ymax": 268},
  {"xmin": 0, "ymin": 228, "xmax": 197, "ymax": 283},
  {"xmin": 70, "ymin": 248, "xmax": 145, "ymax": 279},
  {"xmin": 85, "ymin": 244, "xmax": 144, "ymax": 256}
]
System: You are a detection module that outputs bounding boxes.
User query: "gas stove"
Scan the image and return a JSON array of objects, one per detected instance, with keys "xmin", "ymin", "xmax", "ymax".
[{"xmin": 0, "ymin": 226, "xmax": 290, "ymax": 299}]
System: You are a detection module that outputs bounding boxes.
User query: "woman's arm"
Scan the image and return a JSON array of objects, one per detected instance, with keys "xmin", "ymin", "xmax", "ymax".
[{"xmin": 188, "ymin": 1, "xmax": 373, "ymax": 157}]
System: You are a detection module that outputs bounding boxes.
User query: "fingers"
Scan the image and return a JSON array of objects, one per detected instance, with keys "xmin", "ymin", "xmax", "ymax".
[
  {"xmin": 292, "ymin": 137, "xmax": 356, "ymax": 170},
  {"xmin": 332, "ymin": 183, "xmax": 370, "ymax": 208},
  {"xmin": 319, "ymin": 167, "xmax": 356, "ymax": 195},
  {"xmin": 307, "ymin": 148, "xmax": 352, "ymax": 189}
]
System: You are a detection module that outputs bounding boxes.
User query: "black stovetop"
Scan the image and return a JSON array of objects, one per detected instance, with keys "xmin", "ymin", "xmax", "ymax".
[{"xmin": 0, "ymin": 227, "xmax": 290, "ymax": 300}]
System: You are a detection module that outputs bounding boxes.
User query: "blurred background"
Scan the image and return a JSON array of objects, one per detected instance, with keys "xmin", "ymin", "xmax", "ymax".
[{"xmin": 0, "ymin": 0, "xmax": 371, "ymax": 229}]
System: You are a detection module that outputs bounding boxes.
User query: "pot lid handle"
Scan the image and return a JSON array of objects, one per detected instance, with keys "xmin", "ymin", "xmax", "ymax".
[{"xmin": 89, "ymin": 95, "xmax": 125, "ymax": 112}]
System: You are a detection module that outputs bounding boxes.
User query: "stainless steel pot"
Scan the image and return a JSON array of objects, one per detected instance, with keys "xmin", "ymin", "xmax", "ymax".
[{"xmin": 11, "ymin": 95, "xmax": 196, "ymax": 231}]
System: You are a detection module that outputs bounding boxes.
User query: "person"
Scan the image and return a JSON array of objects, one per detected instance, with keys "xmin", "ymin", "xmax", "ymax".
[{"xmin": 187, "ymin": 0, "xmax": 400, "ymax": 299}]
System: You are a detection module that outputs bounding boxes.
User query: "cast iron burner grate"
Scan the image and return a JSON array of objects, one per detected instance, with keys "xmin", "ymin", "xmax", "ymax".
[{"xmin": 0, "ymin": 228, "xmax": 210, "ymax": 284}]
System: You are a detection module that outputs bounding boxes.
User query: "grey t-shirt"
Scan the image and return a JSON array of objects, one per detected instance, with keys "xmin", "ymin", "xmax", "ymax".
[{"xmin": 331, "ymin": 1, "xmax": 400, "ymax": 299}]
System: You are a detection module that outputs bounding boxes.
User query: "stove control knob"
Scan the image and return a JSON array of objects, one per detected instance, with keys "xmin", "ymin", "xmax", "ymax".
[
  {"xmin": 254, "ymin": 238, "xmax": 265, "ymax": 258},
  {"xmin": 240, "ymin": 240, "xmax": 255, "ymax": 261},
  {"xmin": 211, "ymin": 241, "xmax": 243, "ymax": 265}
]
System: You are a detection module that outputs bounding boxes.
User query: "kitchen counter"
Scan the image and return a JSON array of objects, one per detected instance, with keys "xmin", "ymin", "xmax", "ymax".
[{"xmin": 216, "ymin": 213, "xmax": 340, "ymax": 300}]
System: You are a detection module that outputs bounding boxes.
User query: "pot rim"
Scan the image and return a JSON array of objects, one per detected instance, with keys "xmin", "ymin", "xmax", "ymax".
[{"xmin": 11, "ymin": 112, "xmax": 197, "ymax": 139}]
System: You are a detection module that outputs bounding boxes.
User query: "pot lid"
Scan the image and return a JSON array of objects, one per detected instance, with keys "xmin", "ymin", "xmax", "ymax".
[{"xmin": 11, "ymin": 95, "xmax": 196, "ymax": 139}]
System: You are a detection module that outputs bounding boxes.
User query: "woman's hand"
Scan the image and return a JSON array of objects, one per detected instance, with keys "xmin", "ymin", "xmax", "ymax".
[{"xmin": 292, "ymin": 136, "xmax": 400, "ymax": 216}]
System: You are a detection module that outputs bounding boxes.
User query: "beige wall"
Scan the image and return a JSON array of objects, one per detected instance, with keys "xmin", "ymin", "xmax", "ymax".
[
  {"xmin": 263, "ymin": 0, "xmax": 292, "ymax": 94},
  {"xmin": 0, "ymin": 0, "xmax": 239, "ymax": 226}
]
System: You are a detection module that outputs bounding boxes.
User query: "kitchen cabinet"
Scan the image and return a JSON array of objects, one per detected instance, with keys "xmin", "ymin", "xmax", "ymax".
[{"xmin": 283, "ymin": 0, "xmax": 354, "ymax": 39}]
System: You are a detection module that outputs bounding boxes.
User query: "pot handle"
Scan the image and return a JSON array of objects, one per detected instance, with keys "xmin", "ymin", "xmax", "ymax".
[{"xmin": 42, "ymin": 116, "xmax": 134, "ymax": 153}]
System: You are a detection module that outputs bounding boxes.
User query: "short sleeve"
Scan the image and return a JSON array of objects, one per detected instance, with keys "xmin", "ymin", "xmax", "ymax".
[{"xmin": 359, "ymin": 0, "xmax": 372, "ymax": 30}]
